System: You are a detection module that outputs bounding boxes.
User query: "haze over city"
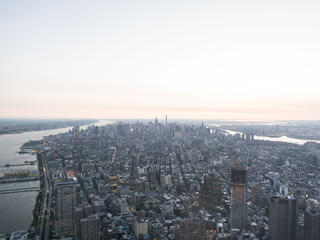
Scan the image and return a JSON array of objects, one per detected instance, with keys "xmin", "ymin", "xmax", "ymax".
[
  {"xmin": 1, "ymin": 0, "xmax": 320, "ymax": 120},
  {"xmin": 2, "ymin": 1, "xmax": 320, "ymax": 240}
]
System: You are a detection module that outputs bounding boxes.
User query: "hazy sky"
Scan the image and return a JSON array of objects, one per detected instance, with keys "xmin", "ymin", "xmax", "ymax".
[{"xmin": 1, "ymin": 0, "xmax": 320, "ymax": 120}]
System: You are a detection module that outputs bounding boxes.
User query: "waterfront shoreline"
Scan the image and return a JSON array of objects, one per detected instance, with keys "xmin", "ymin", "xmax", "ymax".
[
  {"xmin": 11, "ymin": 120, "xmax": 111, "ymax": 236},
  {"xmin": 0, "ymin": 120, "xmax": 98, "ymax": 136},
  {"xmin": 216, "ymin": 128, "xmax": 320, "ymax": 145}
]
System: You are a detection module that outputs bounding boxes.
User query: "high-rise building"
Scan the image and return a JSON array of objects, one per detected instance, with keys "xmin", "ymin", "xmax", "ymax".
[
  {"xmin": 55, "ymin": 181, "xmax": 79, "ymax": 238},
  {"xmin": 199, "ymin": 174, "xmax": 222, "ymax": 211},
  {"xmin": 133, "ymin": 220, "xmax": 149, "ymax": 238},
  {"xmin": 304, "ymin": 207, "xmax": 320, "ymax": 240},
  {"xmin": 75, "ymin": 207, "xmax": 83, "ymax": 240},
  {"xmin": 269, "ymin": 196, "xmax": 298, "ymax": 240},
  {"xmin": 130, "ymin": 156, "xmax": 137, "ymax": 178},
  {"xmin": 80, "ymin": 214, "xmax": 100, "ymax": 240},
  {"xmin": 230, "ymin": 167, "xmax": 247, "ymax": 230},
  {"xmin": 245, "ymin": 133, "xmax": 251, "ymax": 143},
  {"xmin": 251, "ymin": 183, "xmax": 265, "ymax": 207},
  {"xmin": 75, "ymin": 204, "xmax": 94, "ymax": 240}
]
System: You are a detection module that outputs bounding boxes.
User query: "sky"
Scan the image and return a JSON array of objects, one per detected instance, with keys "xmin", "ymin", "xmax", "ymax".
[{"xmin": 1, "ymin": 0, "xmax": 320, "ymax": 120}]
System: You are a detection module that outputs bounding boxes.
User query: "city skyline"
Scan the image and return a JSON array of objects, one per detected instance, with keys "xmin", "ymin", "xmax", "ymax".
[{"xmin": 1, "ymin": 0, "xmax": 320, "ymax": 120}]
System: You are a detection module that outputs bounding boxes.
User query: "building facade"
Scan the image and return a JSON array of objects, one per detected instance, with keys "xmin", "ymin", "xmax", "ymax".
[
  {"xmin": 55, "ymin": 181, "xmax": 79, "ymax": 238},
  {"xmin": 304, "ymin": 207, "xmax": 320, "ymax": 240},
  {"xmin": 230, "ymin": 167, "xmax": 247, "ymax": 230},
  {"xmin": 269, "ymin": 196, "xmax": 297, "ymax": 240},
  {"xmin": 199, "ymin": 174, "xmax": 222, "ymax": 211}
]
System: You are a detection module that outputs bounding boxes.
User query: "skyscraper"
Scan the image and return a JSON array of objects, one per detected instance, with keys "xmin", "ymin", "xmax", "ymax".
[
  {"xmin": 80, "ymin": 214, "xmax": 100, "ymax": 240},
  {"xmin": 230, "ymin": 167, "xmax": 247, "ymax": 230},
  {"xmin": 199, "ymin": 174, "xmax": 222, "ymax": 211},
  {"xmin": 269, "ymin": 196, "xmax": 298, "ymax": 240},
  {"xmin": 75, "ymin": 204, "xmax": 94, "ymax": 240},
  {"xmin": 130, "ymin": 156, "xmax": 137, "ymax": 178},
  {"xmin": 55, "ymin": 181, "xmax": 79, "ymax": 238},
  {"xmin": 304, "ymin": 207, "xmax": 320, "ymax": 240}
]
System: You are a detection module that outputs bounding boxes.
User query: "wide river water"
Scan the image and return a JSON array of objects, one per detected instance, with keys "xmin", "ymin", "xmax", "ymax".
[
  {"xmin": 224, "ymin": 129, "xmax": 320, "ymax": 145},
  {"xmin": 0, "ymin": 120, "xmax": 110, "ymax": 234},
  {"xmin": 208, "ymin": 123, "xmax": 320, "ymax": 145}
]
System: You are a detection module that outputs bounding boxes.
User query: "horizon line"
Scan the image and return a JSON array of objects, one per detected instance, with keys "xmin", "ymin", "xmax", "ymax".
[{"xmin": 1, "ymin": 117, "xmax": 320, "ymax": 123}]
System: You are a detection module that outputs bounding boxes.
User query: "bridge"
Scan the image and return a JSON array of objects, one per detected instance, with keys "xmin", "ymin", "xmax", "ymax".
[{"xmin": 0, "ymin": 187, "xmax": 40, "ymax": 194}]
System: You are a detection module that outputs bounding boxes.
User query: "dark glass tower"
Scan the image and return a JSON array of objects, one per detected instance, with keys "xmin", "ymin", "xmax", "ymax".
[
  {"xmin": 304, "ymin": 207, "xmax": 320, "ymax": 240},
  {"xmin": 230, "ymin": 167, "xmax": 247, "ymax": 230},
  {"xmin": 269, "ymin": 196, "xmax": 298, "ymax": 240}
]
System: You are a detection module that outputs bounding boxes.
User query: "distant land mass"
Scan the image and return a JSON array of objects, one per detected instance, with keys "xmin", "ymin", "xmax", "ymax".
[{"xmin": 0, "ymin": 119, "xmax": 98, "ymax": 135}]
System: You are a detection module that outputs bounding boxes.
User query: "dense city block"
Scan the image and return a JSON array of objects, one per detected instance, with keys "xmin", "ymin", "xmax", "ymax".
[{"xmin": 14, "ymin": 120, "xmax": 320, "ymax": 240}]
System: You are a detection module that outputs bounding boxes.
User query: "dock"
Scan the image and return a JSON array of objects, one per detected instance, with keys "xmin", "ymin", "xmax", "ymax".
[
  {"xmin": 0, "ymin": 177, "xmax": 39, "ymax": 184},
  {"xmin": 0, "ymin": 187, "xmax": 40, "ymax": 194},
  {"xmin": 0, "ymin": 160, "xmax": 37, "ymax": 168}
]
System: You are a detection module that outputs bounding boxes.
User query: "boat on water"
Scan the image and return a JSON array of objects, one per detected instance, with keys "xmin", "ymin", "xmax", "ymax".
[{"xmin": 18, "ymin": 149, "xmax": 30, "ymax": 154}]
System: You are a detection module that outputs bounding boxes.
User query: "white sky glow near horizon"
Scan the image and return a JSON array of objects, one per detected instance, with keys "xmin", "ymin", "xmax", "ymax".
[{"xmin": 1, "ymin": 0, "xmax": 320, "ymax": 120}]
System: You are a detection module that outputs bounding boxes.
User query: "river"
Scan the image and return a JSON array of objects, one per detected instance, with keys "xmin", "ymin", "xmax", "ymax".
[
  {"xmin": 208, "ymin": 123, "xmax": 320, "ymax": 145},
  {"xmin": 0, "ymin": 120, "xmax": 111, "ymax": 234},
  {"xmin": 223, "ymin": 129, "xmax": 320, "ymax": 145}
]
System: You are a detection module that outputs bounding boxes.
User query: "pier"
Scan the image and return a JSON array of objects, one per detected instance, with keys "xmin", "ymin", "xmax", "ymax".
[
  {"xmin": 0, "ymin": 187, "xmax": 40, "ymax": 194},
  {"xmin": 0, "ymin": 177, "xmax": 39, "ymax": 184},
  {"xmin": 0, "ymin": 160, "xmax": 37, "ymax": 168}
]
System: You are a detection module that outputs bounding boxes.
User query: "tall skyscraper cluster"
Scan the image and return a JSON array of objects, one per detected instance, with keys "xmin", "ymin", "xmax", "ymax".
[
  {"xmin": 227, "ymin": 165, "xmax": 320, "ymax": 240},
  {"xmin": 55, "ymin": 181, "xmax": 100, "ymax": 240}
]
